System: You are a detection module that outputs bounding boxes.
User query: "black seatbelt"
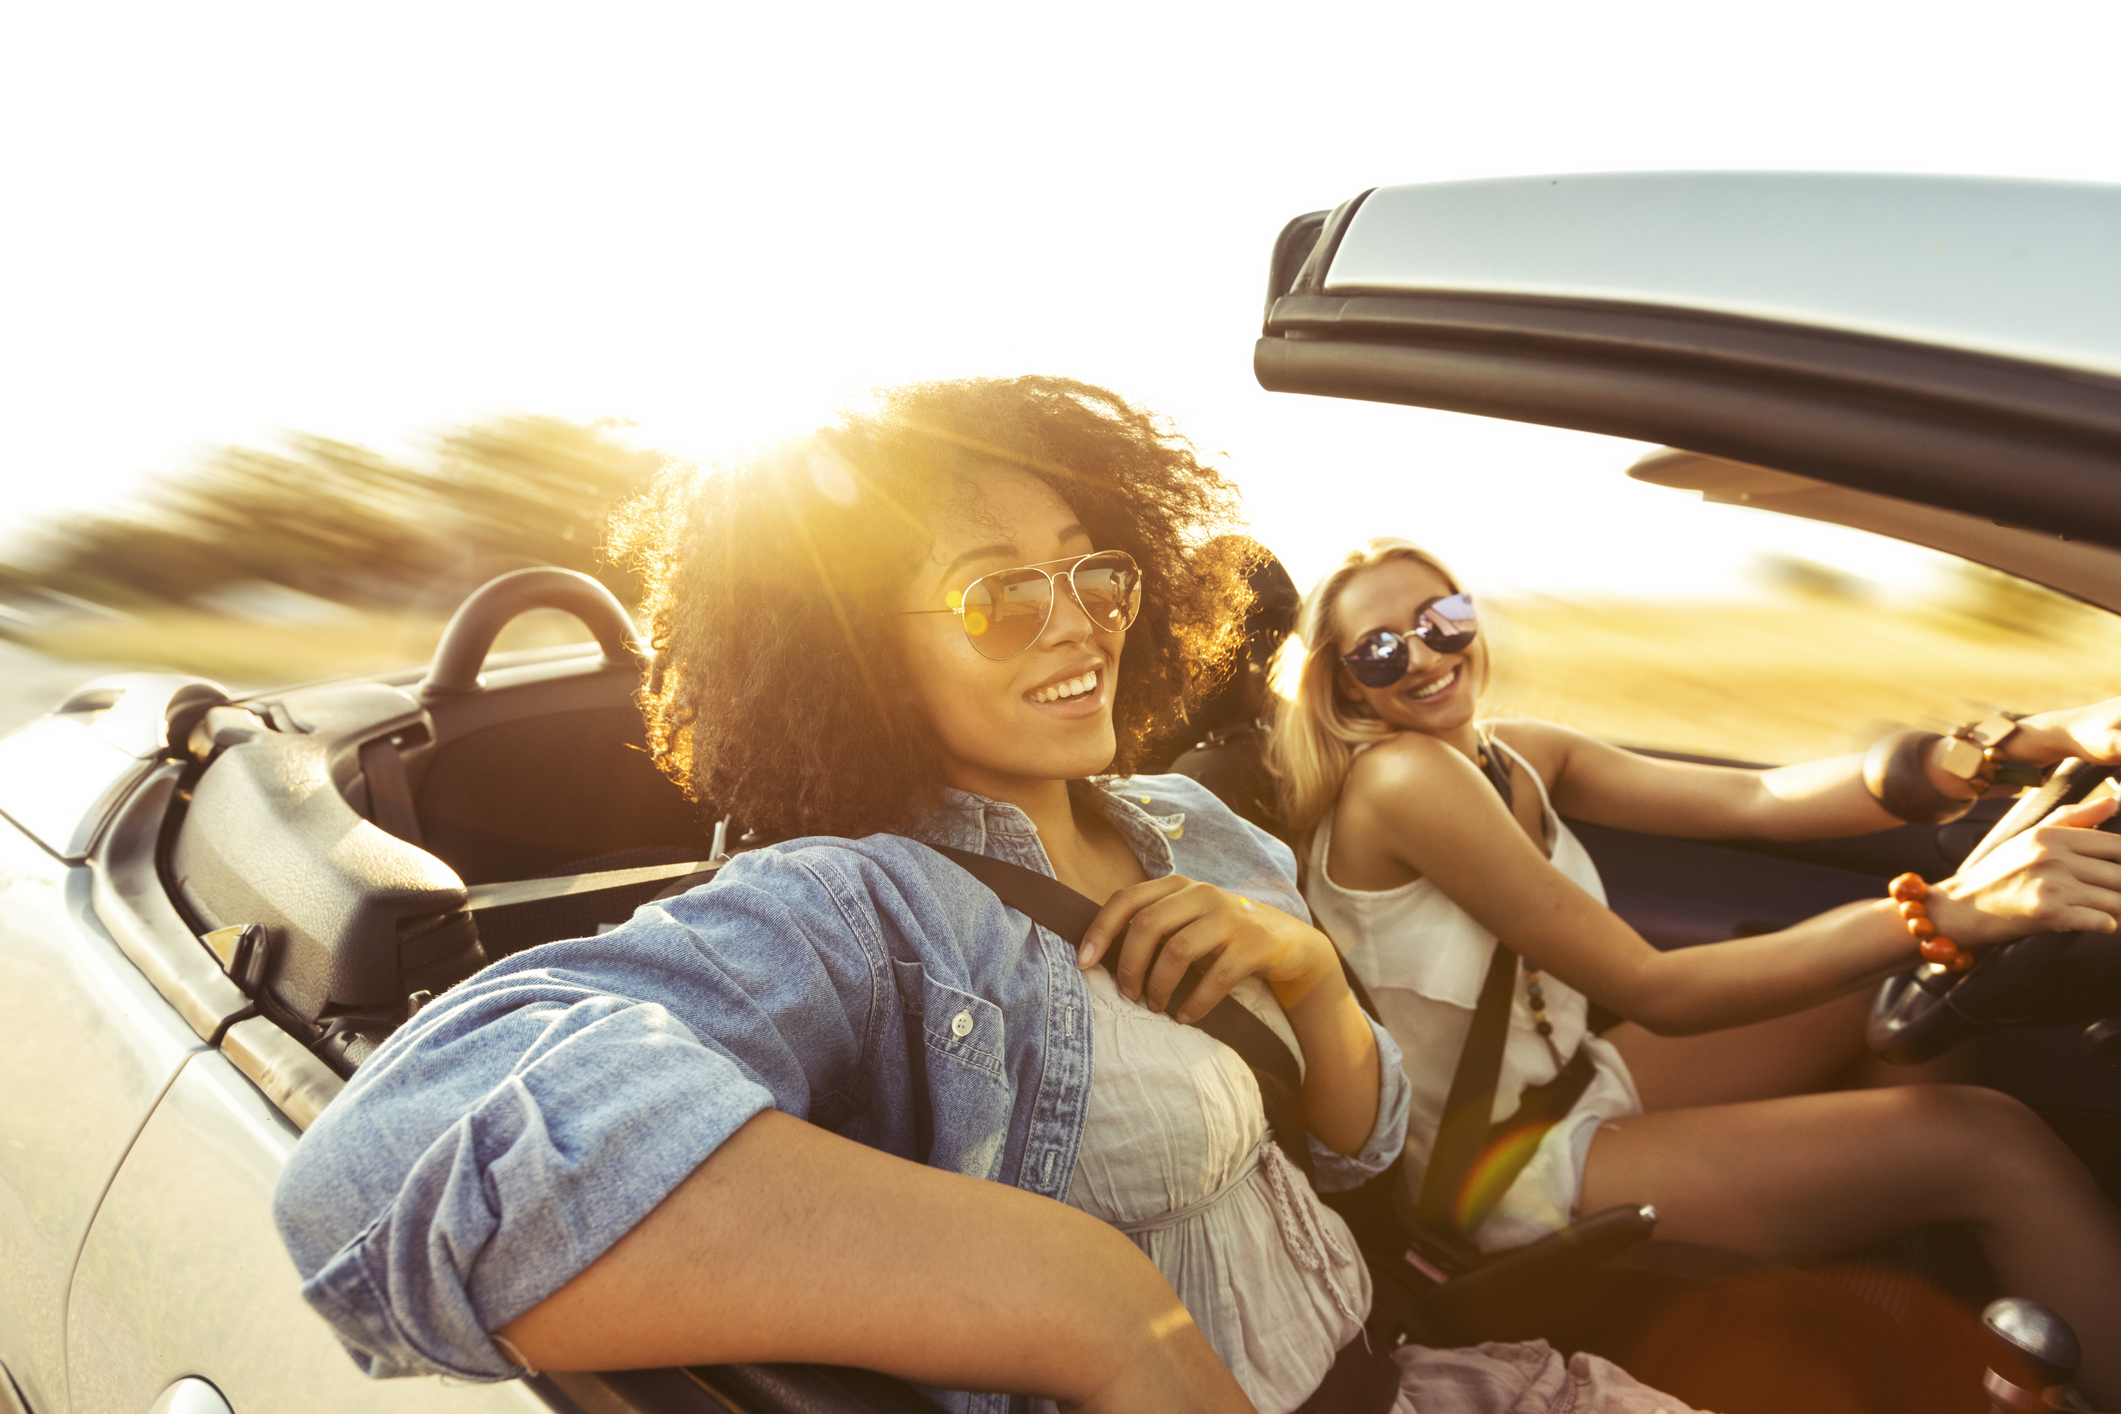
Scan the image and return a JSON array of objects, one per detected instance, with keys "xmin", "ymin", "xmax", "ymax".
[
  {"xmin": 1412, "ymin": 942, "xmax": 1518, "ymax": 1232},
  {"xmin": 1412, "ymin": 731, "xmax": 1523, "ymax": 1236},
  {"xmin": 1411, "ymin": 731, "xmax": 1581, "ymax": 1242},
  {"xmin": 930, "ymin": 845, "xmax": 1312, "ymax": 1174},
  {"xmin": 358, "ymin": 736, "xmax": 423, "ymax": 846}
]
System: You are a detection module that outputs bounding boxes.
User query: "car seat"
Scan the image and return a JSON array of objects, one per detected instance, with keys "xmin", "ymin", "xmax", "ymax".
[{"xmin": 1162, "ymin": 544, "xmax": 1299, "ymax": 836}]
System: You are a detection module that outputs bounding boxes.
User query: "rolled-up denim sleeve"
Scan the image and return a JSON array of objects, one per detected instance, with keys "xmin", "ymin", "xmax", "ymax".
[
  {"xmin": 1309, "ymin": 1014, "xmax": 1411, "ymax": 1193},
  {"xmin": 272, "ymin": 847, "xmax": 885, "ymax": 1379}
]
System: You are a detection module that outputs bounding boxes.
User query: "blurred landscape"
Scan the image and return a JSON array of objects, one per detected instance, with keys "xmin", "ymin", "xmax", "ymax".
[
  {"xmin": 0, "ymin": 416, "xmax": 655, "ymax": 726},
  {"xmin": 7, "ymin": 421, "xmax": 2120, "ymax": 761},
  {"xmin": 1481, "ymin": 579, "xmax": 2121, "ymax": 765}
]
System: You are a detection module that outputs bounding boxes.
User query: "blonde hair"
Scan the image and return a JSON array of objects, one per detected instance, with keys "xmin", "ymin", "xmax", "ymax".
[{"xmin": 1268, "ymin": 537, "xmax": 1480, "ymax": 848}]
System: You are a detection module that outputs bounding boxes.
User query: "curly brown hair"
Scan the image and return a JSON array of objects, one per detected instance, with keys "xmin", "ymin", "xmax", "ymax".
[{"xmin": 607, "ymin": 375, "xmax": 1255, "ymax": 841}]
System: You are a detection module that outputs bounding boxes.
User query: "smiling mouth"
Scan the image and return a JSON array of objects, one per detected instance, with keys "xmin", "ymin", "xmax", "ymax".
[
  {"xmin": 1031, "ymin": 668, "xmax": 1100, "ymax": 704},
  {"xmin": 1406, "ymin": 665, "xmax": 1460, "ymax": 701}
]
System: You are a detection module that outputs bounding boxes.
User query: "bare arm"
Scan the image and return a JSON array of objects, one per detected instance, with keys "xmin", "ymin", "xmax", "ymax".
[
  {"xmin": 1342, "ymin": 734, "xmax": 2121, "ymax": 1036},
  {"xmin": 1525, "ymin": 721, "xmax": 1897, "ymax": 841},
  {"xmin": 499, "ymin": 1110, "xmax": 1253, "ymax": 1413},
  {"xmin": 1276, "ymin": 968, "xmax": 1386, "ymax": 1158},
  {"xmin": 1079, "ymin": 879, "xmax": 1382, "ymax": 1156},
  {"xmin": 1512, "ymin": 700, "xmax": 2121, "ymax": 843}
]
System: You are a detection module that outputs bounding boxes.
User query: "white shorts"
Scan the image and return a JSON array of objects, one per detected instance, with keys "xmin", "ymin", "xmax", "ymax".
[{"xmin": 1471, "ymin": 1032, "xmax": 1644, "ymax": 1253}]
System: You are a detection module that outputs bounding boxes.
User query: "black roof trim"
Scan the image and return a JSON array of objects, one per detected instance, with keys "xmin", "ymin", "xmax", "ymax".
[
  {"xmin": 1284, "ymin": 190, "xmax": 1374, "ymax": 302},
  {"xmin": 1264, "ymin": 210, "xmax": 1331, "ymax": 328},
  {"xmin": 1257, "ymin": 290, "xmax": 2121, "ymax": 548}
]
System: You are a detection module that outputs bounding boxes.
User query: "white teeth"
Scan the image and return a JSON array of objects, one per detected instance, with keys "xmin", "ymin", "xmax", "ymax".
[
  {"xmin": 1032, "ymin": 670, "xmax": 1099, "ymax": 704},
  {"xmin": 1410, "ymin": 666, "xmax": 1458, "ymax": 700}
]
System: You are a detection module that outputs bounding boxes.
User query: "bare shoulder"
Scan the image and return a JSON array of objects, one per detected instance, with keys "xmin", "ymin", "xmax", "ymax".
[
  {"xmin": 1481, "ymin": 717, "xmax": 1584, "ymax": 783},
  {"xmin": 1342, "ymin": 732, "xmax": 1490, "ymax": 817},
  {"xmin": 1334, "ymin": 729, "xmax": 1555, "ymax": 882}
]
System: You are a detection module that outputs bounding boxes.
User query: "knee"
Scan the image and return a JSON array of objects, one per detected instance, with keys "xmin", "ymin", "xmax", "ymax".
[{"xmin": 1889, "ymin": 1084, "xmax": 2065, "ymax": 1183}]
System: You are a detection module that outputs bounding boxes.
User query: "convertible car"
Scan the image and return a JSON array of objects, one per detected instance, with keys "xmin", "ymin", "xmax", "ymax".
[{"xmin": 3, "ymin": 172, "xmax": 2117, "ymax": 1414}]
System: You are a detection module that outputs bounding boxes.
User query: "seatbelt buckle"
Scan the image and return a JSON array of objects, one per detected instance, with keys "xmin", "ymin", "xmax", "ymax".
[
  {"xmin": 1402, "ymin": 1224, "xmax": 1481, "ymax": 1285},
  {"xmin": 1402, "ymin": 1246, "xmax": 1453, "ymax": 1285}
]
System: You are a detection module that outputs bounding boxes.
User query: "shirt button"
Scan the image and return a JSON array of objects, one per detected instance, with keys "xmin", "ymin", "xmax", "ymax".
[{"xmin": 950, "ymin": 1009, "xmax": 974, "ymax": 1038}]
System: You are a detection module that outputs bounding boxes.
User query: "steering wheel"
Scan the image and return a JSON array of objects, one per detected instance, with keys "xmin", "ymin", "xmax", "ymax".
[{"xmin": 1869, "ymin": 758, "xmax": 2121, "ymax": 1063}]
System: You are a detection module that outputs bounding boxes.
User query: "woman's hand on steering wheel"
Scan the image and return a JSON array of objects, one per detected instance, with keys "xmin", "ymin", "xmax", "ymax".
[
  {"xmin": 1079, "ymin": 876, "xmax": 1341, "ymax": 1023},
  {"xmin": 2001, "ymin": 699, "xmax": 2121, "ymax": 768},
  {"xmin": 1931, "ymin": 795, "xmax": 2121, "ymax": 947}
]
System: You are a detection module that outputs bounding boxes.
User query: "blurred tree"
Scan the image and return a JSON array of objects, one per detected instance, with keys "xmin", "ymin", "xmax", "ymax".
[
  {"xmin": 429, "ymin": 417, "xmax": 664, "ymax": 599},
  {"xmin": 1942, "ymin": 559, "xmax": 2088, "ymax": 642},
  {"xmin": 0, "ymin": 417, "xmax": 663, "ymax": 613},
  {"xmin": 1751, "ymin": 552, "xmax": 1872, "ymax": 603}
]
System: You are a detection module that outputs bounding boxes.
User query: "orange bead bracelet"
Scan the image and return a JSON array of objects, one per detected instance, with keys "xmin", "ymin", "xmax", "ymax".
[{"xmin": 1888, "ymin": 873, "xmax": 1973, "ymax": 972}]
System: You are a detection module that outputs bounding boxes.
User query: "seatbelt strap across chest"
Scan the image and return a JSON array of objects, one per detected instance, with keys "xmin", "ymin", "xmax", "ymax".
[
  {"xmin": 1412, "ymin": 730, "xmax": 1540, "ymax": 1236},
  {"xmin": 929, "ymin": 844, "xmax": 1313, "ymax": 1174},
  {"xmin": 1412, "ymin": 941, "xmax": 1518, "ymax": 1231}
]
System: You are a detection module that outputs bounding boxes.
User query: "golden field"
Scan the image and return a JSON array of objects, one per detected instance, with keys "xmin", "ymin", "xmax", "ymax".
[
  {"xmin": 1479, "ymin": 592, "xmax": 2121, "ymax": 764},
  {"xmin": 13, "ymin": 607, "xmax": 600, "ymax": 696}
]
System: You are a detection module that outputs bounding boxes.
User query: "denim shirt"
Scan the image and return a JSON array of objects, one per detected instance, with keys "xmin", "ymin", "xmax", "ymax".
[{"xmin": 273, "ymin": 774, "xmax": 1411, "ymax": 1410}]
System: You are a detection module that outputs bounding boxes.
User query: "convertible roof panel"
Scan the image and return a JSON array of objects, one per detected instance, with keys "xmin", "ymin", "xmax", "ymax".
[
  {"xmin": 1322, "ymin": 172, "xmax": 2121, "ymax": 379},
  {"xmin": 1259, "ymin": 174, "xmax": 2121, "ymax": 550}
]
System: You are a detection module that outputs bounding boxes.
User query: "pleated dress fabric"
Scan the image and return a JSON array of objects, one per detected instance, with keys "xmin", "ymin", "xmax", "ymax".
[
  {"xmin": 1303, "ymin": 737, "xmax": 1645, "ymax": 1253},
  {"xmin": 1052, "ymin": 969, "xmax": 1367, "ymax": 1413},
  {"xmin": 1036, "ymin": 969, "xmax": 1696, "ymax": 1414}
]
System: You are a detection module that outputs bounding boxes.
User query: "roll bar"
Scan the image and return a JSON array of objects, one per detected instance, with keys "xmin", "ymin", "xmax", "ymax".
[{"xmin": 420, "ymin": 567, "xmax": 643, "ymax": 697}]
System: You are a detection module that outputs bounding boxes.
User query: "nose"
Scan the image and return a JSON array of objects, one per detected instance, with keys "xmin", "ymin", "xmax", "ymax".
[
  {"xmin": 1402, "ymin": 630, "xmax": 1449, "ymax": 675},
  {"xmin": 1037, "ymin": 569, "xmax": 1099, "ymax": 648}
]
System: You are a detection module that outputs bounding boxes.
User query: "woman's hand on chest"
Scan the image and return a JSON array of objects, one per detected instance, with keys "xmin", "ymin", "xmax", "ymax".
[
  {"xmin": 1077, "ymin": 875, "xmax": 1342, "ymax": 1023},
  {"xmin": 1078, "ymin": 874, "xmax": 1385, "ymax": 1156}
]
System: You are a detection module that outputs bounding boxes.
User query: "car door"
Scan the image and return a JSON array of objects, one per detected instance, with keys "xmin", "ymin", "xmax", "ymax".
[
  {"xmin": 29, "ymin": 670, "xmax": 888, "ymax": 1414},
  {"xmin": 0, "ymin": 689, "xmax": 206, "ymax": 1414},
  {"xmin": 63, "ymin": 1048, "xmax": 550, "ymax": 1414}
]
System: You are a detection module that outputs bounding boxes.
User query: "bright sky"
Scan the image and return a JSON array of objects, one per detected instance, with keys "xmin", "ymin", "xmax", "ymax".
[{"xmin": 3, "ymin": 1, "xmax": 2116, "ymax": 599}]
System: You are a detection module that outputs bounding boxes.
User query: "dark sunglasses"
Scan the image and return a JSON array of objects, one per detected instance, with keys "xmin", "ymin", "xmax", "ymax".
[
  {"xmin": 1340, "ymin": 593, "xmax": 1478, "ymax": 687},
  {"xmin": 906, "ymin": 550, "xmax": 1143, "ymax": 661}
]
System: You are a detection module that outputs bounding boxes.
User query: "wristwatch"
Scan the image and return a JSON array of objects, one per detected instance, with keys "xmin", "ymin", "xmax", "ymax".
[{"xmin": 1937, "ymin": 712, "xmax": 2044, "ymax": 793}]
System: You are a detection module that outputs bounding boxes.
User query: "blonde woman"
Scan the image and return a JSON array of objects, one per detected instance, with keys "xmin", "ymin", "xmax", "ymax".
[{"xmin": 1270, "ymin": 537, "xmax": 2121, "ymax": 1401}]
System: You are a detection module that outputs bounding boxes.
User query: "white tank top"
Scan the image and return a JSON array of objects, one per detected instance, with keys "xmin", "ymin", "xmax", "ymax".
[{"xmin": 1303, "ymin": 734, "xmax": 1642, "ymax": 1248}]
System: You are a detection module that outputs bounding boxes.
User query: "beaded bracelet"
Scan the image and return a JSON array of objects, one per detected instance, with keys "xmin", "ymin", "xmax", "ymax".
[{"xmin": 1887, "ymin": 873, "xmax": 1972, "ymax": 971}]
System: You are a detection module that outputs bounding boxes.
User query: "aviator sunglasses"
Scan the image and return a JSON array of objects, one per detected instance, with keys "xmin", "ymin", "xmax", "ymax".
[
  {"xmin": 1340, "ymin": 593, "xmax": 1478, "ymax": 687},
  {"xmin": 906, "ymin": 550, "xmax": 1143, "ymax": 661}
]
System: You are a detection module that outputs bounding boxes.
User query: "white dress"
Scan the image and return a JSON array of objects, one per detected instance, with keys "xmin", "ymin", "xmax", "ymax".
[
  {"xmin": 1058, "ymin": 969, "xmax": 1369, "ymax": 1411},
  {"xmin": 1304, "ymin": 736, "xmax": 1644, "ymax": 1253},
  {"xmin": 1038, "ymin": 968, "xmax": 1695, "ymax": 1414}
]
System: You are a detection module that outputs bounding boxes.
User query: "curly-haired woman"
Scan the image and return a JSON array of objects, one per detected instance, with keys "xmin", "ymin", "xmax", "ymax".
[
  {"xmin": 272, "ymin": 380, "xmax": 1697, "ymax": 1414},
  {"xmin": 1271, "ymin": 536, "xmax": 2121, "ymax": 1401}
]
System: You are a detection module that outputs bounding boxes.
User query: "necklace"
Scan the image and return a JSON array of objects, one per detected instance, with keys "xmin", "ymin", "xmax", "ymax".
[{"xmin": 1523, "ymin": 961, "xmax": 1567, "ymax": 1067}]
